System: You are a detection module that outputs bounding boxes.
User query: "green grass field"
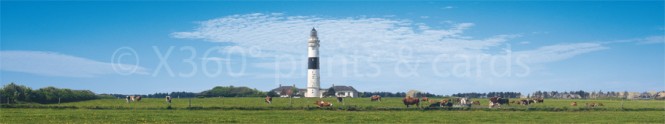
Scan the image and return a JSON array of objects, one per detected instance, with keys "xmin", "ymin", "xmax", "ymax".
[{"xmin": 1, "ymin": 98, "xmax": 664, "ymax": 123}]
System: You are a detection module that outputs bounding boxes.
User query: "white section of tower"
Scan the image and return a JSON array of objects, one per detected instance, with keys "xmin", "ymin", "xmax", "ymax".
[{"xmin": 305, "ymin": 28, "xmax": 321, "ymax": 98}]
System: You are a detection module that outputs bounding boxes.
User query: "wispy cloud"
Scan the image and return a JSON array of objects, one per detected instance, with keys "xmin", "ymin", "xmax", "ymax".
[
  {"xmin": 0, "ymin": 51, "xmax": 148, "ymax": 77},
  {"xmin": 515, "ymin": 43, "xmax": 608, "ymax": 64},
  {"xmin": 172, "ymin": 13, "xmax": 612, "ymax": 78},
  {"xmin": 600, "ymin": 35, "xmax": 664, "ymax": 45},
  {"xmin": 635, "ymin": 35, "xmax": 664, "ymax": 44},
  {"xmin": 173, "ymin": 13, "xmax": 604, "ymax": 64},
  {"xmin": 173, "ymin": 13, "xmax": 514, "ymax": 62}
]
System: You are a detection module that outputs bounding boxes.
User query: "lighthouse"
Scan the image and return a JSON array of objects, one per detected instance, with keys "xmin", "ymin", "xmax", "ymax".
[{"xmin": 305, "ymin": 28, "xmax": 321, "ymax": 98}]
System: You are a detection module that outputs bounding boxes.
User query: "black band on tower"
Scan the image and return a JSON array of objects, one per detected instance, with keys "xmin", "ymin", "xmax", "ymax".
[{"xmin": 308, "ymin": 57, "xmax": 319, "ymax": 69}]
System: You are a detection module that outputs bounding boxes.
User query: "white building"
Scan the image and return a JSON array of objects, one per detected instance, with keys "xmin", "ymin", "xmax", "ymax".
[
  {"xmin": 321, "ymin": 85, "xmax": 359, "ymax": 98},
  {"xmin": 305, "ymin": 28, "xmax": 321, "ymax": 97}
]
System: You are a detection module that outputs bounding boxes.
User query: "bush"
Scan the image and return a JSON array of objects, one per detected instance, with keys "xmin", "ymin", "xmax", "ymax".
[
  {"xmin": 0, "ymin": 83, "xmax": 98, "ymax": 104},
  {"xmin": 199, "ymin": 86, "xmax": 266, "ymax": 97}
]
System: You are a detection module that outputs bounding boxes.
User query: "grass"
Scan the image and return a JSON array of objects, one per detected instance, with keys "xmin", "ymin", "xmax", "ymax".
[
  {"xmin": 1, "ymin": 98, "xmax": 664, "ymax": 123},
  {"xmin": 2, "ymin": 109, "xmax": 663, "ymax": 123},
  {"xmin": 22, "ymin": 97, "xmax": 665, "ymax": 110}
]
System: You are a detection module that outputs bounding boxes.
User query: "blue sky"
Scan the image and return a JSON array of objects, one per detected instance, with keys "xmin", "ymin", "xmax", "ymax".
[{"xmin": 1, "ymin": 1, "xmax": 663, "ymax": 95}]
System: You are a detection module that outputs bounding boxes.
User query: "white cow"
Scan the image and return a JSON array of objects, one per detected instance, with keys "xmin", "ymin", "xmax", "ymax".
[
  {"xmin": 166, "ymin": 96, "xmax": 172, "ymax": 103},
  {"xmin": 460, "ymin": 98, "xmax": 469, "ymax": 105}
]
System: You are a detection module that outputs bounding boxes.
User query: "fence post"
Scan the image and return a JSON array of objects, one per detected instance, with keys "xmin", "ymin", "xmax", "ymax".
[{"xmin": 621, "ymin": 99, "xmax": 625, "ymax": 109}]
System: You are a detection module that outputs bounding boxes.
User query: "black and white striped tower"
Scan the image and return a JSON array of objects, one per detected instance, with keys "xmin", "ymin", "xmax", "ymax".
[{"xmin": 305, "ymin": 28, "xmax": 321, "ymax": 98}]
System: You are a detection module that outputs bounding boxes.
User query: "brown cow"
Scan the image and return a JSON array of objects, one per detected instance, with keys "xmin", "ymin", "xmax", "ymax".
[
  {"xmin": 403, "ymin": 96, "xmax": 420, "ymax": 108},
  {"xmin": 421, "ymin": 97, "xmax": 429, "ymax": 103},
  {"xmin": 519, "ymin": 99, "xmax": 532, "ymax": 105},
  {"xmin": 534, "ymin": 98, "xmax": 544, "ymax": 103},
  {"xmin": 472, "ymin": 100, "xmax": 481, "ymax": 105},
  {"xmin": 439, "ymin": 99, "xmax": 453, "ymax": 107},
  {"xmin": 370, "ymin": 95, "xmax": 382, "ymax": 102},
  {"xmin": 586, "ymin": 102, "xmax": 604, "ymax": 107},
  {"xmin": 265, "ymin": 96, "xmax": 272, "ymax": 104},
  {"xmin": 489, "ymin": 97, "xmax": 500, "ymax": 108},
  {"xmin": 135, "ymin": 96, "xmax": 142, "ymax": 102},
  {"xmin": 585, "ymin": 102, "xmax": 593, "ymax": 107},
  {"xmin": 314, "ymin": 100, "xmax": 333, "ymax": 107},
  {"xmin": 571, "ymin": 102, "xmax": 577, "ymax": 106}
]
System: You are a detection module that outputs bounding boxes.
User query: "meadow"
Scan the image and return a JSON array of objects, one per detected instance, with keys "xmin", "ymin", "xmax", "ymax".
[{"xmin": 1, "ymin": 97, "xmax": 664, "ymax": 123}]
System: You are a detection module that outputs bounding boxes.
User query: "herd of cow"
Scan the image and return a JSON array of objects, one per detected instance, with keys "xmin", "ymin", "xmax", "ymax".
[
  {"xmin": 124, "ymin": 95, "xmax": 172, "ymax": 103},
  {"xmin": 124, "ymin": 96, "xmax": 142, "ymax": 103},
  {"xmin": 123, "ymin": 95, "xmax": 604, "ymax": 108}
]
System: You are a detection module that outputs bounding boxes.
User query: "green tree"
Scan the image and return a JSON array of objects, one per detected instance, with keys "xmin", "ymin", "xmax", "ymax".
[
  {"xmin": 324, "ymin": 87, "xmax": 336, "ymax": 97},
  {"xmin": 267, "ymin": 90, "xmax": 278, "ymax": 97},
  {"xmin": 200, "ymin": 86, "xmax": 266, "ymax": 97},
  {"xmin": 290, "ymin": 85, "xmax": 298, "ymax": 97}
]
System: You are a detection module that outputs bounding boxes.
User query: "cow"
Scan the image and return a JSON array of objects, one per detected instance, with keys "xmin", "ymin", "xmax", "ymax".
[
  {"xmin": 421, "ymin": 97, "xmax": 429, "ymax": 103},
  {"xmin": 489, "ymin": 96, "xmax": 501, "ymax": 108},
  {"xmin": 337, "ymin": 97, "xmax": 343, "ymax": 103},
  {"xmin": 534, "ymin": 98, "xmax": 544, "ymax": 103},
  {"xmin": 472, "ymin": 100, "xmax": 481, "ymax": 105},
  {"xmin": 135, "ymin": 96, "xmax": 142, "ymax": 102},
  {"xmin": 429, "ymin": 102, "xmax": 442, "ymax": 108},
  {"xmin": 498, "ymin": 98, "xmax": 509, "ymax": 105},
  {"xmin": 370, "ymin": 95, "xmax": 382, "ymax": 102},
  {"xmin": 314, "ymin": 100, "xmax": 333, "ymax": 107},
  {"xmin": 165, "ymin": 96, "xmax": 172, "ymax": 103},
  {"xmin": 586, "ymin": 102, "xmax": 604, "ymax": 108},
  {"xmin": 125, "ymin": 96, "xmax": 131, "ymax": 103},
  {"xmin": 265, "ymin": 96, "xmax": 272, "ymax": 104},
  {"xmin": 571, "ymin": 102, "xmax": 577, "ymax": 106},
  {"xmin": 402, "ymin": 96, "xmax": 420, "ymax": 108},
  {"xmin": 519, "ymin": 99, "xmax": 531, "ymax": 105},
  {"xmin": 440, "ymin": 99, "xmax": 453, "ymax": 107},
  {"xmin": 460, "ymin": 98, "xmax": 469, "ymax": 105}
]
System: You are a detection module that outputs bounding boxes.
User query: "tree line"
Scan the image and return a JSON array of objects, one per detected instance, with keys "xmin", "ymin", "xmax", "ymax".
[
  {"xmin": 0, "ymin": 83, "xmax": 98, "ymax": 104},
  {"xmin": 452, "ymin": 92, "xmax": 522, "ymax": 98},
  {"xmin": 359, "ymin": 92, "xmax": 440, "ymax": 97},
  {"xmin": 102, "ymin": 91, "xmax": 198, "ymax": 99},
  {"xmin": 531, "ymin": 90, "xmax": 664, "ymax": 99},
  {"xmin": 106, "ymin": 86, "xmax": 268, "ymax": 98}
]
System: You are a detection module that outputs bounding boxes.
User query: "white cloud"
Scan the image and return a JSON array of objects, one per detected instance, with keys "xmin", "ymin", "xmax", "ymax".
[
  {"xmin": 600, "ymin": 35, "xmax": 664, "ymax": 45},
  {"xmin": 636, "ymin": 35, "xmax": 664, "ymax": 44},
  {"xmin": 172, "ymin": 13, "xmax": 609, "ymax": 77},
  {"xmin": 514, "ymin": 43, "xmax": 608, "ymax": 64},
  {"xmin": 172, "ymin": 13, "xmax": 516, "ymax": 62},
  {"xmin": 201, "ymin": 57, "xmax": 229, "ymax": 62},
  {"xmin": 0, "ymin": 51, "xmax": 148, "ymax": 77}
]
